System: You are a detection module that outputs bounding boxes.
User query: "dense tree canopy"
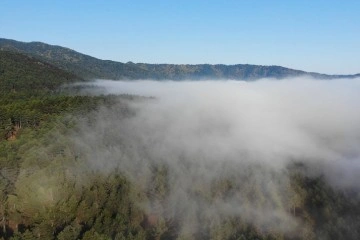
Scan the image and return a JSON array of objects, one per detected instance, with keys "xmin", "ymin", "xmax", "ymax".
[{"xmin": 0, "ymin": 48, "xmax": 359, "ymax": 240}]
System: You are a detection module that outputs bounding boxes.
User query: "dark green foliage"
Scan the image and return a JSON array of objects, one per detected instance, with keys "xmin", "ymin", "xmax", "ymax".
[
  {"xmin": 0, "ymin": 39, "xmax": 148, "ymax": 80},
  {"xmin": 0, "ymin": 50, "xmax": 117, "ymax": 141},
  {"xmin": 0, "ymin": 51, "xmax": 82, "ymax": 93}
]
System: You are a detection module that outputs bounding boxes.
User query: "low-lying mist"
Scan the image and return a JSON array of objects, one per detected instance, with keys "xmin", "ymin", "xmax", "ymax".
[{"xmin": 72, "ymin": 78, "xmax": 360, "ymax": 236}]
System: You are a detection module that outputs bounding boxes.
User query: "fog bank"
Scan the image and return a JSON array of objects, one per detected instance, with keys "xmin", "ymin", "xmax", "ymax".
[{"xmin": 73, "ymin": 78, "xmax": 360, "ymax": 235}]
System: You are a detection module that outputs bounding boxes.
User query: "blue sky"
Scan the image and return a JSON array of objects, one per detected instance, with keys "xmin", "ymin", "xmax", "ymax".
[{"xmin": 1, "ymin": 0, "xmax": 359, "ymax": 74}]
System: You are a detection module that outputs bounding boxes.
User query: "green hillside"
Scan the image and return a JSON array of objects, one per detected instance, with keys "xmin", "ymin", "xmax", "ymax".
[
  {"xmin": 0, "ymin": 50, "xmax": 83, "ymax": 93},
  {"xmin": 0, "ymin": 49, "xmax": 112, "ymax": 141},
  {"xmin": 1, "ymin": 38, "xmax": 359, "ymax": 80},
  {"xmin": 0, "ymin": 39, "xmax": 149, "ymax": 80}
]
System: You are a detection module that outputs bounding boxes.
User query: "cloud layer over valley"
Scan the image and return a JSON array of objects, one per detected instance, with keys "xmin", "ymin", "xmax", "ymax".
[{"xmin": 71, "ymin": 78, "xmax": 360, "ymax": 236}]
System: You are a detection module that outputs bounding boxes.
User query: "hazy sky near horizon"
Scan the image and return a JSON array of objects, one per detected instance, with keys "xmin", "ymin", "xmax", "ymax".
[{"xmin": 1, "ymin": 0, "xmax": 359, "ymax": 74}]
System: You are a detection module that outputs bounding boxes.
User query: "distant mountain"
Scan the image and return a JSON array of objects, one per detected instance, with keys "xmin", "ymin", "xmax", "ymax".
[
  {"xmin": 0, "ymin": 50, "xmax": 82, "ymax": 93},
  {"xmin": 1, "ymin": 38, "xmax": 359, "ymax": 80}
]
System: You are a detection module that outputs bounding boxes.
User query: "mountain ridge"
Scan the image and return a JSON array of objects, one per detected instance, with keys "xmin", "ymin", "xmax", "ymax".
[{"xmin": 1, "ymin": 38, "xmax": 359, "ymax": 80}]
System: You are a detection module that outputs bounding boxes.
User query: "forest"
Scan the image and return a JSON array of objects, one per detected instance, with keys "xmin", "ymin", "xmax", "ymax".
[{"xmin": 0, "ymin": 49, "xmax": 360, "ymax": 240}]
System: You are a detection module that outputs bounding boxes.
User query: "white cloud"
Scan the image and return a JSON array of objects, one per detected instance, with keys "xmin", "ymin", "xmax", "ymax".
[{"xmin": 73, "ymin": 77, "xmax": 360, "ymax": 235}]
